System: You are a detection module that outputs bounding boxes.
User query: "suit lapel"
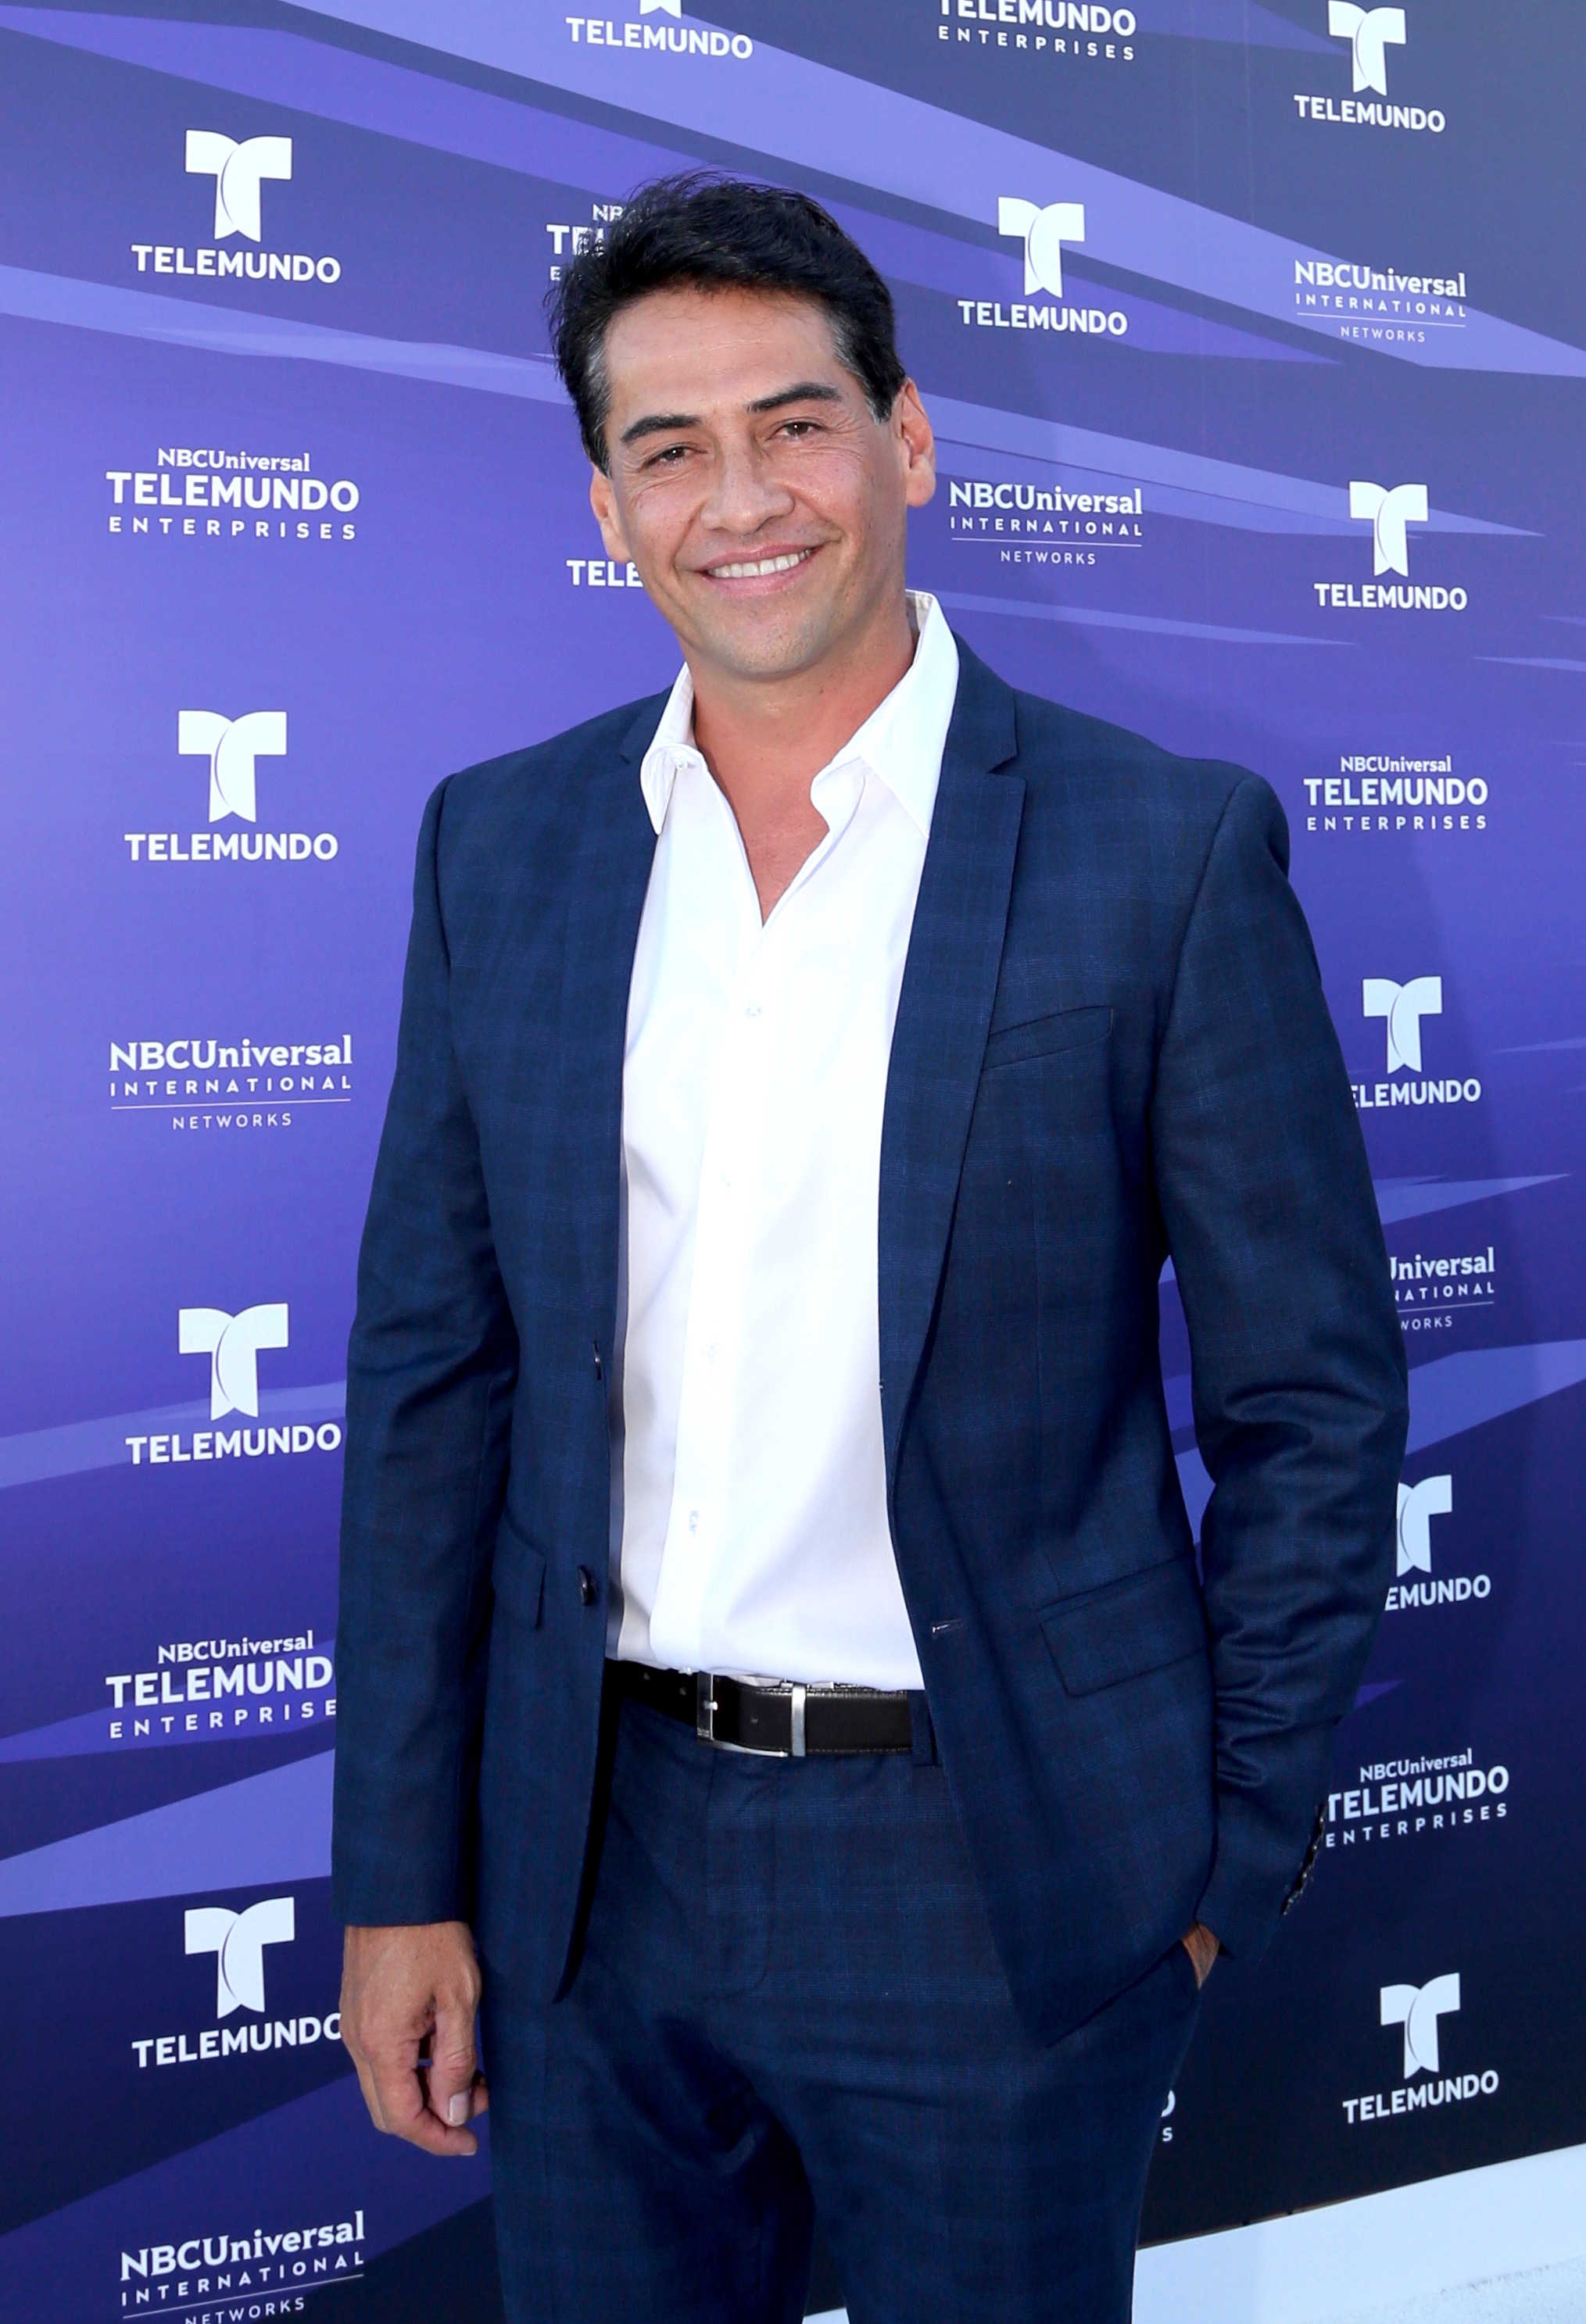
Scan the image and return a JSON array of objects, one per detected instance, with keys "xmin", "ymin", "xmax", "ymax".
[
  {"xmin": 879, "ymin": 645, "xmax": 1024, "ymax": 1483},
  {"xmin": 557, "ymin": 701, "xmax": 664, "ymax": 1335}
]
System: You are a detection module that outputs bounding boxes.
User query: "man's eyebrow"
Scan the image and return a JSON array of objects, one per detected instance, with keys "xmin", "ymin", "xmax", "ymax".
[
  {"xmin": 619, "ymin": 409, "xmax": 700, "ymax": 448},
  {"xmin": 746, "ymin": 381, "xmax": 844, "ymax": 415},
  {"xmin": 618, "ymin": 381, "xmax": 844, "ymax": 446}
]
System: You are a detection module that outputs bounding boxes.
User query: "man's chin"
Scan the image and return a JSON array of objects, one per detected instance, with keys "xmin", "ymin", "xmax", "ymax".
[{"xmin": 684, "ymin": 604, "xmax": 845, "ymax": 687}]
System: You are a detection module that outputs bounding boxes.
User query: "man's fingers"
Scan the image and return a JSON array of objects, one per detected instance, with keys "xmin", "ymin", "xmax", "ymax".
[
  {"xmin": 370, "ymin": 2049, "xmax": 481, "ymax": 2156},
  {"xmin": 437, "ymin": 2078, "xmax": 489, "ymax": 2128},
  {"xmin": 338, "ymin": 1922, "xmax": 484, "ymax": 2156},
  {"xmin": 349, "ymin": 2048, "xmax": 388, "ymax": 2134},
  {"xmin": 427, "ymin": 1999, "xmax": 480, "ymax": 2127}
]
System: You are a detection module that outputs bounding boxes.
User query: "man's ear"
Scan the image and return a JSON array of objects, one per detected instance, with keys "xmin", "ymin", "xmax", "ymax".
[
  {"xmin": 589, "ymin": 466, "xmax": 635, "ymax": 563},
  {"xmin": 897, "ymin": 381, "xmax": 936, "ymax": 509}
]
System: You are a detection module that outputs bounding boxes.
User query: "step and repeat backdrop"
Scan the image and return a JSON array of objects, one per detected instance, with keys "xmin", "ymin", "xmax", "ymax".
[{"xmin": 2, "ymin": 2, "xmax": 1584, "ymax": 2318}]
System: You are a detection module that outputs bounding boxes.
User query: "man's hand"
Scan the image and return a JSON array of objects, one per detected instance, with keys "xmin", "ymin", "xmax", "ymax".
[
  {"xmin": 340, "ymin": 1922, "xmax": 488, "ymax": 2156},
  {"xmin": 1180, "ymin": 1920, "xmax": 1220, "ymax": 1989}
]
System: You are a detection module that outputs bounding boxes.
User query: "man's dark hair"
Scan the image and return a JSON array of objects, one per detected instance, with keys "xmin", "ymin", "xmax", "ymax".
[{"xmin": 548, "ymin": 173, "xmax": 908, "ymax": 470}]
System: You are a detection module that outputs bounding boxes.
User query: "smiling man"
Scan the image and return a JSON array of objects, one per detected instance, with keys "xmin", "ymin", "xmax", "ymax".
[{"xmin": 332, "ymin": 177, "xmax": 1407, "ymax": 2324}]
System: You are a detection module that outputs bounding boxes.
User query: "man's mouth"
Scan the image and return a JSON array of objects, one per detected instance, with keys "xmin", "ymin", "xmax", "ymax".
[{"xmin": 703, "ymin": 548, "xmax": 817, "ymax": 580}]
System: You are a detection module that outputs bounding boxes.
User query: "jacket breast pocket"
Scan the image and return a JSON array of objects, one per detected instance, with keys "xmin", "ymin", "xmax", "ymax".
[
  {"xmin": 492, "ymin": 1511, "xmax": 547, "ymax": 1630},
  {"xmin": 1040, "ymin": 1558, "xmax": 1206, "ymax": 1697},
  {"xmin": 982, "ymin": 1004, "xmax": 1112, "ymax": 1072}
]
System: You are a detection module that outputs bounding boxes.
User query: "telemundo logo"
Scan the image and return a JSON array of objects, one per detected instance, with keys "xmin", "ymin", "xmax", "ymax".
[
  {"xmin": 935, "ymin": 2, "xmax": 1138, "ymax": 68},
  {"xmin": 105, "ymin": 445, "xmax": 360, "ymax": 547},
  {"xmin": 1355, "ymin": 974, "xmax": 1480, "ymax": 1114},
  {"xmin": 128, "ymin": 1894, "xmax": 343, "ymax": 2071},
  {"xmin": 123, "ymin": 710, "xmax": 338, "ymax": 866},
  {"xmin": 1325, "ymin": 1746, "xmax": 1509, "ymax": 1854},
  {"xmin": 130, "ymin": 130, "xmax": 342, "ymax": 285},
  {"xmin": 1385, "ymin": 1468, "xmax": 1492, "ymax": 1612},
  {"xmin": 1363, "ymin": 973, "xmax": 1440, "ymax": 1074},
  {"xmin": 123, "ymin": 1303, "xmax": 343, "ymax": 1468},
  {"xmin": 1301, "ymin": 753, "xmax": 1488, "ymax": 840},
  {"xmin": 1330, "ymin": 4, "xmax": 1404, "ymax": 96},
  {"xmin": 1396, "ymin": 1475, "xmax": 1452, "ymax": 1577},
  {"xmin": 1000, "ymin": 198, "xmax": 1085, "ymax": 299},
  {"xmin": 564, "ymin": 2, "xmax": 754, "ymax": 57},
  {"xmin": 959, "ymin": 197, "xmax": 1127, "ymax": 338},
  {"xmin": 185, "ymin": 132, "xmax": 292, "ymax": 243},
  {"xmin": 1294, "ymin": 4, "xmax": 1445, "ymax": 134},
  {"xmin": 179, "ymin": 1303, "xmax": 289, "ymax": 1420},
  {"xmin": 1342, "ymin": 1973, "xmax": 1500, "ymax": 2125},
  {"xmin": 1314, "ymin": 481, "xmax": 1467, "ymax": 613},
  {"xmin": 104, "ymin": 1625, "xmax": 334, "ymax": 1744},
  {"xmin": 186, "ymin": 1897, "xmax": 295, "ymax": 2016},
  {"xmin": 178, "ymin": 710, "xmax": 285, "ymax": 824}
]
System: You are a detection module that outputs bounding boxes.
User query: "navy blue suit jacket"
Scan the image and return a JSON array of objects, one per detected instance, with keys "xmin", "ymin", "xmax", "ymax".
[{"xmin": 332, "ymin": 640, "xmax": 1407, "ymax": 2044}]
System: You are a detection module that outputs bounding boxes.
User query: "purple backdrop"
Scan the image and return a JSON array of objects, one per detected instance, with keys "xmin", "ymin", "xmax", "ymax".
[{"xmin": 2, "ymin": 3, "xmax": 1584, "ymax": 2317}]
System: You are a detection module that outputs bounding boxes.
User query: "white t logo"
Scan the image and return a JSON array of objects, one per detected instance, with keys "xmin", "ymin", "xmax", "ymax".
[
  {"xmin": 1397, "ymin": 1475, "xmax": 1452, "ymax": 1575},
  {"xmin": 185, "ymin": 1897, "xmax": 295, "ymax": 2015},
  {"xmin": 1350, "ymin": 481, "xmax": 1429, "ymax": 577},
  {"xmin": 1362, "ymin": 976, "xmax": 1441, "ymax": 1074},
  {"xmin": 1329, "ymin": 3, "xmax": 1405, "ymax": 96},
  {"xmin": 178, "ymin": 1303, "xmax": 290, "ymax": 1419},
  {"xmin": 177, "ymin": 710, "xmax": 287, "ymax": 824},
  {"xmin": 998, "ymin": 198, "xmax": 1086, "ymax": 300},
  {"xmin": 185, "ymin": 131, "xmax": 293, "ymax": 242},
  {"xmin": 1380, "ymin": 1973, "xmax": 1460, "ymax": 2078}
]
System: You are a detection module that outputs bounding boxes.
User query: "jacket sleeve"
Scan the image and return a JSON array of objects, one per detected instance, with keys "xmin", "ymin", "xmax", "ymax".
[
  {"xmin": 331, "ymin": 778, "xmax": 517, "ymax": 1929},
  {"xmin": 1149, "ymin": 774, "xmax": 1407, "ymax": 1959}
]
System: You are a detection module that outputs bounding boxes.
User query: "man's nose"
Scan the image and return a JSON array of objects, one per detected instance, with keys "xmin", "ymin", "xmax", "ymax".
[{"xmin": 699, "ymin": 438, "xmax": 796, "ymax": 535}]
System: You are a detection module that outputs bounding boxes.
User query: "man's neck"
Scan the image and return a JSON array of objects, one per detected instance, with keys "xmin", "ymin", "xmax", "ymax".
[
  {"xmin": 685, "ymin": 594, "xmax": 920, "ymax": 924},
  {"xmin": 687, "ymin": 595, "xmax": 918, "ymax": 812}
]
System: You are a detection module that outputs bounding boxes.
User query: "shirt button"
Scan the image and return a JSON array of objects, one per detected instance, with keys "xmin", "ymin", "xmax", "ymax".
[
  {"xmin": 744, "ymin": 1003, "xmax": 761, "ymax": 1019},
  {"xmin": 577, "ymin": 1567, "xmax": 598, "ymax": 1607},
  {"xmin": 687, "ymin": 1510, "xmax": 700, "ymax": 1533}
]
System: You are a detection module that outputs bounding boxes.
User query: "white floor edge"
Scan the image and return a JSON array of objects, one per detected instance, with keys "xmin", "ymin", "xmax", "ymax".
[
  {"xmin": 1133, "ymin": 2141, "xmax": 1586, "ymax": 2324},
  {"xmin": 807, "ymin": 2140, "xmax": 1586, "ymax": 2324}
]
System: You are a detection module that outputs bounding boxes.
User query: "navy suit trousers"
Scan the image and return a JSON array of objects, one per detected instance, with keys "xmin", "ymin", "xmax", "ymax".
[{"xmin": 482, "ymin": 1690, "xmax": 1201, "ymax": 2323}]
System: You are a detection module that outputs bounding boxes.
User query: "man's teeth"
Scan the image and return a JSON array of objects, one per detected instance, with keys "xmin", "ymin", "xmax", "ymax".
[{"xmin": 711, "ymin": 550, "xmax": 812, "ymax": 578}]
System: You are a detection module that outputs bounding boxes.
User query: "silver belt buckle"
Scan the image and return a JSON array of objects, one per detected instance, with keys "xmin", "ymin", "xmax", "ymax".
[{"xmin": 695, "ymin": 1673, "xmax": 807, "ymax": 1758}]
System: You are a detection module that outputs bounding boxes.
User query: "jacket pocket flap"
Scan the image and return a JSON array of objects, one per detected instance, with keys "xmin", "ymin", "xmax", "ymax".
[
  {"xmin": 492, "ymin": 1517, "xmax": 546, "ymax": 1628},
  {"xmin": 1041, "ymin": 1559, "xmax": 1206, "ymax": 1697},
  {"xmin": 983, "ymin": 1005, "xmax": 1112, "ymax": 1071}
]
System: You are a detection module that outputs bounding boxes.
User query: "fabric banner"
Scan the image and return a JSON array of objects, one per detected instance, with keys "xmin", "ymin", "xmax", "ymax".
[{"xmin": 2, "ymin": 3, "xmax": 1582, "ymax": 2315}]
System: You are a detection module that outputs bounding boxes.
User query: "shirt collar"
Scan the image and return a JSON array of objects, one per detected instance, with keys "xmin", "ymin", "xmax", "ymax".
[{"xmin": 639, "ymin": 590, "xmax": 959, "ymax": 840}]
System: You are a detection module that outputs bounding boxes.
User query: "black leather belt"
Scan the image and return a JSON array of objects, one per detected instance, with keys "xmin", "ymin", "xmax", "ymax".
[{"xmin": 614, "ymin": 1658, "xmax": 913, "ymax": 1757}]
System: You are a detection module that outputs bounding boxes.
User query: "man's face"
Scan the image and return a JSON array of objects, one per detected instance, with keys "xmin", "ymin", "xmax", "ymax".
[{"xmin": 589, "ymin": 284, "xmax": 935, "ymax": 688}]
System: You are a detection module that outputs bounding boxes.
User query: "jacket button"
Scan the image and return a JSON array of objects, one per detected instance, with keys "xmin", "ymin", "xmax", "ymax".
[{"xmin": 577, "ymin": 1566, "xmax": 599, "ymax": 1607}]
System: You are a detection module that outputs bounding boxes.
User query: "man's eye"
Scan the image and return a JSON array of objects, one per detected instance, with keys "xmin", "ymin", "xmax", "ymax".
[
  {"xmin": 779, "ymin": 420, "xmax": 818, "ymax": 440},
  {"xmin": 646, "ymin": 444, "xmax": 690, "ymax": 467}
]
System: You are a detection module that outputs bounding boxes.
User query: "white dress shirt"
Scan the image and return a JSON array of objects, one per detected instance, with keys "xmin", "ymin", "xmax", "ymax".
[{"xmin": 609, "ymin": 591, "xmax": 960, "ymax": 1689}]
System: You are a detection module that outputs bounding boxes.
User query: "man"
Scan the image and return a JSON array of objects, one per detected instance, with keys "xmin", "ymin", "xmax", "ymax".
[{"xmin": 334, "ymin": 176, "xmax": 1406, "ymax": 2322}]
